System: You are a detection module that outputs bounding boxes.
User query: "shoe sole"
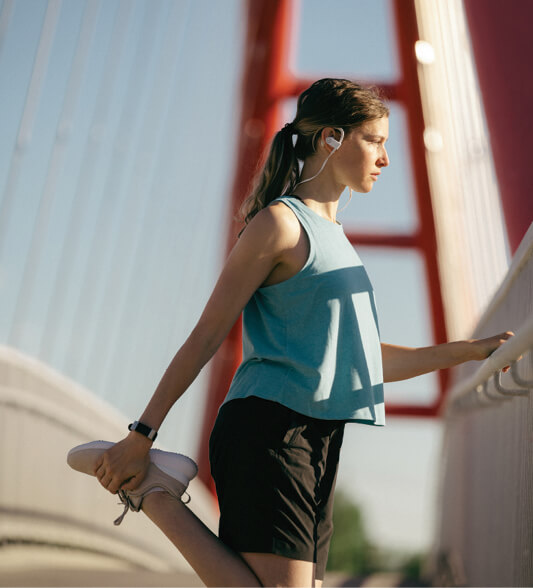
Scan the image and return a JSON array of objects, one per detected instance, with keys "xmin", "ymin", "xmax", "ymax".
[{"xmin": 67, "ymin": 440, "xmax": 198, "ymax": 487}]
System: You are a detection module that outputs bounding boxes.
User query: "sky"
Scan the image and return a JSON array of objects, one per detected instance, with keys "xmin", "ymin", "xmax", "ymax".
[{"xmin": 0, "ymin": 0, "xmax": 446, "ymax": 553}]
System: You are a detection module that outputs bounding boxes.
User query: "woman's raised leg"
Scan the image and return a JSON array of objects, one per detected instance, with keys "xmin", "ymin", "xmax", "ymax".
[
  {"xmin": 141, "ymin": 491, "xmax": 261, "ymax": 587},
  {"xmin": 142, "ymin": 492, "xmax": 322, "ymax": 587},
  {"xmin": 241, "ymin": 552, "xmax": 317, "ymax": 587}
]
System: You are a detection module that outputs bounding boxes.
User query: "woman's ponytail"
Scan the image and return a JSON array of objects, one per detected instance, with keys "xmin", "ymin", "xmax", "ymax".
[{"xmin": 239, "ymin": 125, "xmax": 300, "ymax": 226}]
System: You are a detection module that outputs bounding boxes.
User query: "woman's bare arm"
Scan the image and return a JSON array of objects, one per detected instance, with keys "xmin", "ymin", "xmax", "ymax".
[
  {"xmin": 95, "ymin": 203, "xmax": 302, "ymax": 494},
  {"xmin": 381, "ymin": 331, "xmax": 514, "ymax": 383}
]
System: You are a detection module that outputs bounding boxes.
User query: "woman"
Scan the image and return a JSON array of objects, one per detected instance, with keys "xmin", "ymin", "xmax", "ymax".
[{"xmin": 68, "ymin": 78, "xmax": 513, "ymax": 587}]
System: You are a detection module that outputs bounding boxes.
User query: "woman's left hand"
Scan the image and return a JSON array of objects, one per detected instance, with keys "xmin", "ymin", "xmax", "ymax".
[
  {"xmin": 381, "ymin": 331, "xmax": 518, "ymax": 383},
  {"xmin": 468, "ymin": 331, "xmax": 515, "ymax": 371}
]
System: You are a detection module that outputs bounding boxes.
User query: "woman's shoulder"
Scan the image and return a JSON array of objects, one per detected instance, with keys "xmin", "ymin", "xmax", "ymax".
[{"xmin": 242, "ymin": 199, "xmax": 301, "ymax": 246}]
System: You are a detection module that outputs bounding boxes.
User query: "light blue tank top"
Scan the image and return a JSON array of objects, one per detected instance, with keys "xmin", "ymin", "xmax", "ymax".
[{"xmin": 223, "ymin": 195, "xmax": 385, "ymax": 425}]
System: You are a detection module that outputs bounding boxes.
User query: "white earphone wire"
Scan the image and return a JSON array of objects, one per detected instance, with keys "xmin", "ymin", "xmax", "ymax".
[{"xmin": 337, "ymin": 187, "xmax": 352, "ymax": 213}]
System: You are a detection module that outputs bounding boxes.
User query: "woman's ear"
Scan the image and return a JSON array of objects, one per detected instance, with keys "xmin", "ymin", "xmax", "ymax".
[
  {"xmin": 319, "ymin": 127, "xmax": 336, "ymax": 151},
  {"xmin": 321, "ymin": 127, "xmax": 344, "ymax": 152},
  {"xmin": 323, "ymin": 128, "xmax": 344, "ymax": 153}
]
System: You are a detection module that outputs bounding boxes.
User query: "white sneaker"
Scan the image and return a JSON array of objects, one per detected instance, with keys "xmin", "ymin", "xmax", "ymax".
[{"xmin": 67, "ymin": 440, "xmax": 198, "ymax": 525}]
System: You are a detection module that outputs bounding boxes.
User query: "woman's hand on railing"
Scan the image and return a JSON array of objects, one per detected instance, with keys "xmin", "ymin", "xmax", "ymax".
[{"xmin": 468, "ymin": 331, "xmax": 515, "ymax": 371}]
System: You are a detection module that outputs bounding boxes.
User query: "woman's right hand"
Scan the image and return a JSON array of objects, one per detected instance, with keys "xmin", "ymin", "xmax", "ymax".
[{"xmin": 94, "ymin": 432, "xmax": 151, "ymax": 495}]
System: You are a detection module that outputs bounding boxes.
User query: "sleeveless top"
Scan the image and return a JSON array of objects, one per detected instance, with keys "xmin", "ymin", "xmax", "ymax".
[{"xmin": 222, "ymin": 195, "xmax": 385, "ymax": 425}]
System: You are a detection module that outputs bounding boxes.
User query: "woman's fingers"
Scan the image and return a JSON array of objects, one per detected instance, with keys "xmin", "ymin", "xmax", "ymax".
[
  {"xmin": 97, "ymin": 467, "xmax": 125, "ymax": 494},
  {"xmin": 488, "ymin": 331, "xmax": 514, "ymax": 349},
  {"xmin": 92, "ymin": 438, "xmax": 151, "ymax": 494},
  {"xmin": 499, "ymin": 331, "xmax": 514, "ymax": 342},
  {"xmin": 106, "ymin": 476, "xmax": 124, "ymax": 495},
  {"xmin": 120, "ymin": 471, "xmax": 144, "ymax": 492},
  {"xmin": 93, "ymin": 455, "xmax": 104, "ymax": 476},
  {"xmin": 120, "ymin": 456, "xmax": 150, "ymax": 492},
  {"xmin": 94, "ymin": 449, "xmax": 122, "ymax": 493},
  {"xmin": 101, "ymin": 474, "xmax": 115, "ymax": 491},
  {"xmin": 490, "ymin": 331, "xmax": 515, "ymax": 371},
  {"xmin": 482, "ymin": 331, "xmax": 514, "ymax": 356},
  {"xmin": 97, "ymin": 457, "xmax": 149, "ymax": 494}
]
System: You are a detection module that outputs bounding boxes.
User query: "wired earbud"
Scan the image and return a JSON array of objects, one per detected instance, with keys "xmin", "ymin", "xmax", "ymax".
[
  {"xmin": 295, "ymin": 128, "xmax": 344, "ymax": 187},
  {"xmin": 325, "ymin": 135, "xmax": 342, "ymax": 150}
]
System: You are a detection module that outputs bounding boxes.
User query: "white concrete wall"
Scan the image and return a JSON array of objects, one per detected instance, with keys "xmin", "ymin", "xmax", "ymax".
[{"xmin": 0, "ymin": 345, "xmax": 218, "ymax": 574}]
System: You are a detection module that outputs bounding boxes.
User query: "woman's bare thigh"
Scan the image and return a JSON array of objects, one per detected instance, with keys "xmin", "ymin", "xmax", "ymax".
[{"xmin": 241, "ymin": 552, "xmax": 318, "ymax": 587}]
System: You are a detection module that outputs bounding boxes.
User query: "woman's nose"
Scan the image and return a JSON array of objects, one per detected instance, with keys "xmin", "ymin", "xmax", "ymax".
[{"xmin": 378, "ymin": 147, "xmax": 389, "ymax": 168}]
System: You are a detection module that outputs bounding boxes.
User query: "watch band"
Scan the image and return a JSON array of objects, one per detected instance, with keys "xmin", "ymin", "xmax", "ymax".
[{"xmin": 128, "ymin": 420, "xmax": 158, "ymax": 441}]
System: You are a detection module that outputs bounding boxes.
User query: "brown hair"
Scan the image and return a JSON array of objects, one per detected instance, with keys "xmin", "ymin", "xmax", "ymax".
[{"xmin": 239, "ymin": 78, "xmax": 389, "ymax": 226}]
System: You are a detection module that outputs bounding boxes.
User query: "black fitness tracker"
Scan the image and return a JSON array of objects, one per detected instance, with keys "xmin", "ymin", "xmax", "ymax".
[{"xmin": 128, "ymin": 420, "xmax": 158, "ymax": 441}]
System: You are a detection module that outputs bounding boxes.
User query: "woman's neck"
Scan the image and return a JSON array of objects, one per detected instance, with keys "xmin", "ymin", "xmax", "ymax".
[{"xmin": 292, "ymin": 177, "xmax": 345, "ymax": 224}]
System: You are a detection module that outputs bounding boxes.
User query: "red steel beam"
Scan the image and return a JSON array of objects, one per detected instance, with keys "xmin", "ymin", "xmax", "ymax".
[{"xmin": 345, "ymin": 232, "xmax": 421, "ymax": 249}]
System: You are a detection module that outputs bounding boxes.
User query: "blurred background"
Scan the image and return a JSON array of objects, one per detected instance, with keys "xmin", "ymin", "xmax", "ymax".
[{"xmin": 1, "ymin": 0, "xmax": 532, "ymax": 586}]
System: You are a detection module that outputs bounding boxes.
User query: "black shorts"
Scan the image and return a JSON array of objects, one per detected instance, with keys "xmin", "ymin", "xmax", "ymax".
[{"xmin": 208, "ymin": 396, "xmax": 345, "ymax": 581}]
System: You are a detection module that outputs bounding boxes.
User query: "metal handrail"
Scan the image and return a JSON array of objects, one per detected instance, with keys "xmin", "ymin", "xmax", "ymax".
[
  {"xmin": 510, "ymin": 357, "xmax": 533, "ymax": 387},
  {"xmin": 447, "ymin": 314, "xmax": 533, "ymax": 412},
  {"xmin": 493, "ymin": 370, "xmax": 530, "ymax": 397}
]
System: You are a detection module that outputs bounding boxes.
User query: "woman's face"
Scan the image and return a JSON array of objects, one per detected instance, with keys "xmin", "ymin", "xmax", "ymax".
[{"xmin": 333, "ymin": 117, "xmax": 389, "ymax": 193}]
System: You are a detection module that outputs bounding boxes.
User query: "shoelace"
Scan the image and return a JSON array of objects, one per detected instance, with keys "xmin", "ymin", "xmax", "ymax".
[
  {"xmin": 114, "ymin": 490, "xmax": 133, "ymax": 526},
  {"xmin": 113, "ymin": 488, "xmax": 192, "ymax": 526}
]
